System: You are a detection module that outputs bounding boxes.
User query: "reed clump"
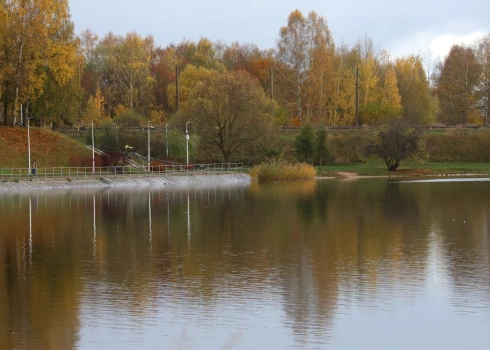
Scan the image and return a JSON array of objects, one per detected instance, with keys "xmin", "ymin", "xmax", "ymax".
[{"xmin": 250, "ymin": 159, "xmax": 316, "ymax": 181}]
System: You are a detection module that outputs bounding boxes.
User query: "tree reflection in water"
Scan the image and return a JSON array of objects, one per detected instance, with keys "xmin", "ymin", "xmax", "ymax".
[{"xmin": 0, "ymin": 179, "xmax": 489, "ymax": 348}]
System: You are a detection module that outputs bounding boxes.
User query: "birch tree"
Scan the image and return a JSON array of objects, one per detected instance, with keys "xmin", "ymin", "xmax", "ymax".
[
  {"xmin": 475, "ymin": 35, "xmax": 490, "ymax": 124},
  {"xmin": 106, "ymin": 32, "xmax": 154, "ymax": 112},
  {"xmin": 436, "ymin": 45, "xmax": 481, "ymax": 125}
]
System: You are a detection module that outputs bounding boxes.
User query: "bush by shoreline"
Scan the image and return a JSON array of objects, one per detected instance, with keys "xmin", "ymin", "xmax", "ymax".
[{"xmin": 250, "ymin": 159, "xmax": 316, "ymax": 181}]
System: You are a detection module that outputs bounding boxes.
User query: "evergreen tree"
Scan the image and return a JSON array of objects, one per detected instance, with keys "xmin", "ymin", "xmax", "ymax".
[
  {"xmin": 315, "ymin": 127, "xmax": 330, "ymax": 165},
  {"xmin": 295, "ymin": 124, "xmax": 315, "ymax": 163}
]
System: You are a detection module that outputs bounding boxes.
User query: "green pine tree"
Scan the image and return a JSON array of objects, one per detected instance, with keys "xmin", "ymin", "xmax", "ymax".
[
  {"xmin": 315, "ymin": 127, "xmax": 330, "ymax": 166},
  {"xmin": 295, "ymin": 124, "xmax": 315, "ymax": 163}
]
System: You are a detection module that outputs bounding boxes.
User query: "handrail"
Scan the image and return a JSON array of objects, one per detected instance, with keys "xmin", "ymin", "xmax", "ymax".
[
  {"xmin": 84, "ymin": 145, "xmax": 107, "ymax": 156},
  {"xmin": 84, "ymin": 147, "xmax": 147, "ymax": 170},
  {"xmin": 0, "ymin": 163, "xmax": 245, "ymax": 182}
]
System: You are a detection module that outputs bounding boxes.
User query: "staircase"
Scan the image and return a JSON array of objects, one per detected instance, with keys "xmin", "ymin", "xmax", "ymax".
[{"xmin": 84, "ymin": 146, "xmax": 147, "ymax": 170}]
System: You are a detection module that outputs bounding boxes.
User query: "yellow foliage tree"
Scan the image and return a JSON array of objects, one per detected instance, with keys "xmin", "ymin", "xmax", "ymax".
[
  {"xmin": 380, "ymin": 68, "xmax": 402, "ymax": 117},
  {"xmin": 106, "ymin": 32, "xmax": 154, "ymax": 112},
  {"xmin": 395, "ymin": 56, "xmax": 437, "ymax": 124},
  {"xmin": 167, "ymin": 65, "xmax": 214, "ymax": 110},
  {"xmin": 81, "ymin": 89, "xmax": 106, "ymax": 126},
  {"xmin": 2, "ymin": 0, "xmax": 76, "ymax": 126}
]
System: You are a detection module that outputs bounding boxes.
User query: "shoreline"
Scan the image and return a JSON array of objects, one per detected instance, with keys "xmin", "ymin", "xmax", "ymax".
[
  {"xmin": 317, "ymin": 171, "xmax": 490, "ymax": 179},
  {"xmin": 0, "ymin": 173, "xmax": 252, "ymax": 192},
  {"xmin": 2, "ymin": 171, "xmax": 489, "ymax": 192}
]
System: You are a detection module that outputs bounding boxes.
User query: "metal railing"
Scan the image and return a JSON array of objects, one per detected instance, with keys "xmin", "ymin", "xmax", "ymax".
[
  {"xmin": 84, "ymin": 146, "xmax": 149, "ymax": 170},
  {"xmin": 125, "ymin": 151, "xmax": 151, "ymax": 164},
  {"xmin": 0, "ymin": 163, "xmax": 245, "ymax": 182}
]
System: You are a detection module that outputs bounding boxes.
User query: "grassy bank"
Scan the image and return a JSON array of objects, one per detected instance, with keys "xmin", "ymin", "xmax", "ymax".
[
  {"xmin": 317, "ymin": 159, "xmax": 490, "ymax": 177},
  {"xmin": 277, "ymin": 127, "xmax": 490, "ymax": 164},
  {"xmin": 0, "ymin": 125, "xmax": 90, "ymax": 168}
]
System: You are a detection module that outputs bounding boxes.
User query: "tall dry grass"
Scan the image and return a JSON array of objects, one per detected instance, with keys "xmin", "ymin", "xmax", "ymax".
[
  {"xmin": 250, "ymin": 159, "xmax": 316, "ymax": 181},
  {"xmin": 425, "ymin": 133, "xmax": 490, "ymax": 162},
  {"xmin": 327, "ymin": 134, "xmax": 371, "ymax": 164}
]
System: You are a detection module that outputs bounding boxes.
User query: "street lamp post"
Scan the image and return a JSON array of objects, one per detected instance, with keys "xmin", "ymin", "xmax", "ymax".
[
  {"xmin": 27, "ymin": 117, "xmax": 32, "ymax": 175},
  {"xmin": 91, "ymin": 120, "xmax": 95, "ymax": 174},
  {"xmin": 165, "ymin": 123, "xmax": 169, "ymax": 158},
  {"xmin": 186, "ymin": 121, "xmax": 191, "ymax": 165},
  {"xmin": 113, "ymin": 123, "xmax": 118, "ymax": 145},
  {"xmin": 147, "ymin": 120, "xmax": 152, "ymax": 171}
]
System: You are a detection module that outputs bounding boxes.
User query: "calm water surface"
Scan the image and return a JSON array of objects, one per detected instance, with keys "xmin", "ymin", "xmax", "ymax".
[{"xmin": 1, "ymin": 179, "xmax": 490, "ymax": 349}]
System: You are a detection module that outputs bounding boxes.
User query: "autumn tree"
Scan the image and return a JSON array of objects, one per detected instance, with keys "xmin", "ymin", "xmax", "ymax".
[
  {"xmin": 0, "ymin": 2, "xmax": 9, "ymax": 120},
  {"xmin": 178, "ymin": 70, "xmax": 275, "ymax": 163},
  {"xmin": 277, "ymin": 10, "xmax": 334, "ymax": 122},
  {"xmin": 395, "ymin": 56, "xmax": 437, "ymax": 124},
  {"xmin": 167, "ymin": 64, "xmax": 214, "ymax": 110},
  {"xmin": 78, "ymin": 29, "xmax": 100, "ymax": 99},
  {"xmin": 176, "ymin": 38, "xmax": 223, "ymax": 70},
  {"xmin": 1, "ymin": 0, "xmax": 77, "ymax": 126},
  {"xmin": 369, "ymin": 118, "xmax": 423, "ymax": 171},
  {"xmin": 380, "ymin": 68, "xmax": 402, "ymax": 118},
  {"xmin": 436, "ymin": 45, "xmax": 481, "ymax": 125},
  {"xmin": 475, "ymin": 34, "xmax": 490, "ymax": 124},
  {"xmin": 106, "ymin": 32, "xmax": 154, "ymax": 113},
  {"xmin": 305, "ymin": 12, "xmax": 335, "ymax": 123},
  {"xmin": 329, "ymin": 43, "xmax": 358, "ymax": 125},
  {"xmin": 151, "ymin": 45, "xmax": 180, "ymax": 113},
  {"xmin": 81, "ymin": 88, "xmax": 106, "ymax": 126},
  {"xmin": 356, "ymin": 36, "xmax": 381, "ymax": 124},
  {"xmin": 221, "ymin": 42, "xmax": 276, "ymax": 94}
]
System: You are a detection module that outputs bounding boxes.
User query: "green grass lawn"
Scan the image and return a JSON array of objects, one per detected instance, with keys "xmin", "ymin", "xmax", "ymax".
[{"xmin": 317, "ymin": 159, "xmax": 490, "ymax": 177}]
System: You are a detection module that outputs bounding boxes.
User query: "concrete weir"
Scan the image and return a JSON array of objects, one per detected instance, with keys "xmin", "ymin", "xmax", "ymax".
[{"xmin": 0, "ymin": 173, "xmax": 252, "ymax": 192}]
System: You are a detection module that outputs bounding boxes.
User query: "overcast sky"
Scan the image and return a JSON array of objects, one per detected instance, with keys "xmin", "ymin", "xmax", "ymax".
[{"xmin": 70, "ymin": 0, "xmax": 489, "ymax": 61}]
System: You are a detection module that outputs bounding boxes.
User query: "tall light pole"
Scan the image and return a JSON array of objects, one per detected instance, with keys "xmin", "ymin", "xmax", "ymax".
[
  {"xmin": 27, "ymin": 117, "xmax": 32, "ymax": 175},
  {"xmin": 355, "ymin": 66, "xmax": 360, "ymax": 127},
  {"xmin": 91, "ymin": 120, "xmax": 95, "ymax": 174},
  {"xmin": 186, "ymin": 121, "xmax": 191, "ymax": 165},
  {"xmin": 113, "ymin": 123, "xmax": 118, "ymax": 145},
  {"xmin": 165, "ymin": 123, "xmax": 169, "ymax": 158},
  {"xmin": 147, "ymin": 120, "xmax": 152, "ymax": 171}
]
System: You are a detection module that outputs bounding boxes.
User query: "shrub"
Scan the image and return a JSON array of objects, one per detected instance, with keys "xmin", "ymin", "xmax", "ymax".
[
  {"xmin": 150, "ymin": 160, "xmax": 166, "ymax": 172},
  {"xmin": 250, "ymin": 159, "xmax": 316, "ymax": 181},
  {"xmin": 369, "ymin": 118, "xmax": 424, "ymax": 171},
  {"xmin": 69, "ymin": 154, "xmax": 103, "ymax": 167},
  {"xmin": 114, "ymin": 111, "xmax": 143, "ymax": 128}
]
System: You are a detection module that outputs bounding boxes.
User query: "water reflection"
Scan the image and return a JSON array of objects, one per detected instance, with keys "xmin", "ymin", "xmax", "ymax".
[{"xmin": 0, "ymin": 180, "xmax": 489, "ymax": 349}]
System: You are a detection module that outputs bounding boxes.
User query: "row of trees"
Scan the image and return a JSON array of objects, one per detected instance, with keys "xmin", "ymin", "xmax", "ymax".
[
  {"xmin": 437, "ymin": 42, "xmax": 490, "ymax": 125},
  {"xmin": 1, "ymin": 3, "xmax": 490, "ymax": 160},
  {"xmin": 294, "ymin": 118, "xmax": 423, "ymax": 171}
]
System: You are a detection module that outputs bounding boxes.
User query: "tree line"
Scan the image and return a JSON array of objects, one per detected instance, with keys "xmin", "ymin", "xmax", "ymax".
[{"xmin": 1, "ymin": 3, "xmax": 490, "ymax": 144}]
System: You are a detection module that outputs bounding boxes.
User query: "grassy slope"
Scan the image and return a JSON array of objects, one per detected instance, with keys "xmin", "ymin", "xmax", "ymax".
[
  {"xmin": 0, "ymin": 125, "xmax": 91, "ymax": 168},
  {"xmin": 317, "ymin": 159, "xmax": 490, "ymax": 177}
]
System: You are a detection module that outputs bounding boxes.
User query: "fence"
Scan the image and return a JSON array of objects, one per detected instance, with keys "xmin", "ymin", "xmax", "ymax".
[{"xmin": 0, "ymin": 163, "xmax": 245, "ymax": 182}]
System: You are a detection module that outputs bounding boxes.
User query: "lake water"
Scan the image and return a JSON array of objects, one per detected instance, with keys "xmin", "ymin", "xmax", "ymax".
[{"xmin": 1, "ymin": 178, "xmax": 490, "ymax": 349}]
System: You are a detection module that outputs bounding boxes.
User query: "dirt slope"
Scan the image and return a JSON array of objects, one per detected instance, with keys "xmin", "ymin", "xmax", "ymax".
[{"xmin": 0, "ymin": 125, "xmax": 90, "ymax": 168}]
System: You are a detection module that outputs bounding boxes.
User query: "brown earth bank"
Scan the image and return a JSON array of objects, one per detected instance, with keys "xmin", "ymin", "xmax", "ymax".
[{"xmin": 0, "ymin": 125, "xmax": 90, "ymax": 168}]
